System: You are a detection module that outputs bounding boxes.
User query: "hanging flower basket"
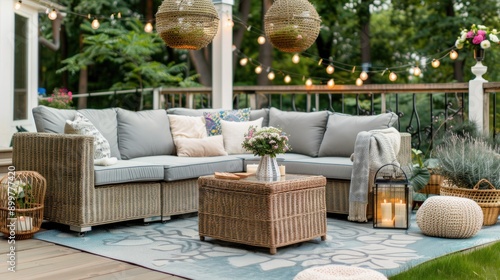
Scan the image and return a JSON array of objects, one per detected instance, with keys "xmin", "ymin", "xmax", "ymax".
[
  {"xmin": 156, "ymin": 0, "xmax": 220, "ymax": 50},
  {"xmin": 264, "ymin": 0, "xmax": 321, "ymax": 53}
]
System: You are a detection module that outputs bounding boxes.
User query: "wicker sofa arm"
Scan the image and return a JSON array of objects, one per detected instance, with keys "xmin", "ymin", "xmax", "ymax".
[{"xmin": 12, "ymin": 132, "xmax": 95, "ymax": 223}]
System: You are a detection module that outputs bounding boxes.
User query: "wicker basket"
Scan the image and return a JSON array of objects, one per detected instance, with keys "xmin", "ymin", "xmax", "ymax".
[
  {"xmin": 155, "ymin": 0, "xmax": 219, "ymax": 50},
  {"xmin": 264, "ymin": 0, "xmax": 321, "ymax": 53},
  {"xmin": 418, "ymin": 173, "xmax": 443, "ymax": 195},
  {"xmin": 0, "ymin": 171, "xmax": 46, "ymax": 239},
  {"xmin": 440, "ymin": 179, "xmax": 500, "ymax": 226}
]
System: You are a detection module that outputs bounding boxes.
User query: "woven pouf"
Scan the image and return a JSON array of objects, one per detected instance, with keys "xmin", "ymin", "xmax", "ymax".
[
  {"xmin": 416, "ymin": 196, "xmax": 483, "ymax": 238},
  {"xmin": 294, "ymin": 265, "xmax": 387, "ymax": 280}
]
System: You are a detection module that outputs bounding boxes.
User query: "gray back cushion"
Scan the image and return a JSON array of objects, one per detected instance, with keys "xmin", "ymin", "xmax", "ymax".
[
  {"xmin": 268, "ymin": 108, "xmax": 328, "ymax": 157},
  {"xmin": 166, "ymin": 107, "xmax": 213, "ymax": 116},
  {"xmin": 318, "ymin": 112, "xmax": 398, "ymax": 157},
  {"xmin": 32, "ymin": 106, "xmax": 76, "ymax": 134},
  {"xmin": 32, "ymin": 106, "xmax": 121, "ymax": 158},
  {"xmin": 79, "ymin": 108, "xmax": 120, "ymax": 159},
  {"xmin": 250, "ymin": 108, "xmax": 270, "ymax": 127},
  {"xmin": 117, "ymin": 109, "xmax": 175, "ymax": 159}
]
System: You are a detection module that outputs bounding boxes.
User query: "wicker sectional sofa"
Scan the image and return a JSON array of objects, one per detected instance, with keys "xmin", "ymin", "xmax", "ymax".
[{"xmin": 12, "ymin": 106, "xmax": 410, "ymax": 234}]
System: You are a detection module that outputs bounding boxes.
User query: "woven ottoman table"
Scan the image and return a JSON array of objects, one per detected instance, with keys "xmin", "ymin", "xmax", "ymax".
[
  {"xmin": 416, "ymin": 196, "xmax": 483, "ymax": 238},
  {"xmin": 198, "ymin": 174, "xmax": 327, "ymax": 254},
  {"xmin": 294, "ymin": 265, "xmax": 387, "ymax": 280}
]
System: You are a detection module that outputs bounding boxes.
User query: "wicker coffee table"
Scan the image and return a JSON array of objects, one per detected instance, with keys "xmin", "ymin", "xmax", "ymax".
[{"xmin": 198, "ymin": 174, "xmax": 327, "ymax": 254}]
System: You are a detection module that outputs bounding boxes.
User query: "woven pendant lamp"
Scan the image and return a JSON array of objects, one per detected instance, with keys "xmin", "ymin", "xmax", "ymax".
[
  {"xmin": 156, "ymin": 0, "xmax": 220, "ymax": 50},
  {"xmin": 264, "ymin": 0, "xmax": 321, "ymax": 53}
]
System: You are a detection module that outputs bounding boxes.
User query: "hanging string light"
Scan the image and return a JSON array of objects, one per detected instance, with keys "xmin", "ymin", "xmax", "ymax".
[
  {"xmin": 292, "ymin": 54, "xmax": 300, "ymax": 64},
  {"xmin": 15, "ymin": 1, "xmax": 22, "ymax": 10},
  {"xmin": 239, "ymin": 57, "xmax": 248, "ymax": 66},
  {"xmin": 48, "ymin": 9, "xmax": 58, "ymax": 20},
  {"xmin": 389, "ymin": 72, "xmax": 397, "ymax": 82},
  {"xmin": 255, "ymin": 65, "xmax": 263, "ymax": 74},
  {"xmin": 267, "ymin": 71, "xmax": 275, "ymax": 80},
  {"xmin": 284, "ymin": 75, "xmax": 291, "ymax": 83},
  {"xmin": 327, "ymin": 79, "xmax": 335, "ymax": 88},
  {"xmin": 449, "ymin": 50, "xmax": 458, "ymax": 60},
  {"xmin": 359, "ymin": 71, "xmax": 369, "ymax": 81},
  {"xmin": 305, "ymin": 78, "xmax": 313, "ymax": 87},
  {"xmin": 144, "ymin": 22, "xmax": 153, "ymax": 33},
  {"xmin": 257, "ymin": 36, "xmax": 266, "ymax": 45},
  {"xmin": 431, "ymin": 59, "xmax": 440, "ymax": 68},
  {"xmin": 413, "ymin": 66, "xmax": 422, "ymax": 76},
  {"xmin": 326, "ymin": 65, "xmax": 334, "ymax": 74},
  {"xmin": 355, "ymin": 78, "xmax": 363, "ymax": 86},
  {"xmin": 91, "ymin": 17, "xmax": 100, "ymax": 30}
]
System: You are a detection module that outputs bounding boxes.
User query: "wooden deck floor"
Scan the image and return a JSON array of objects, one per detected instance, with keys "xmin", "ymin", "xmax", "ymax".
[{"xmin": 0, "ymin": 238, "xmax": 186, "ymax": 279}]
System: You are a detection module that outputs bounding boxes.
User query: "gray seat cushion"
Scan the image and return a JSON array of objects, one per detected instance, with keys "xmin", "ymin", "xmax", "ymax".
[
  {"xmin": 318, "ymin": 112, "xmax": 398, "ymax": 157},
  {"xmin": 117, "ymin": 108, "xmax": 175, "ymax": 159},
  {"xmin": 94, "ymin": 160, "xmax": 164, "ymax": 186},
  {"xmin": 130, "ymin": 155, "xmax": 243, "ymax": 181},
  {"xmin": 269, "ymin": 108, "xmax": 328, "ymax": 157}
]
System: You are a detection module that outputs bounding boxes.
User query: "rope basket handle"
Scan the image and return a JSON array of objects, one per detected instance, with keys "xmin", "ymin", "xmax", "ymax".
[{"xmin": 473, "ymin": 179, "xmax": 496, "ymax": 190}]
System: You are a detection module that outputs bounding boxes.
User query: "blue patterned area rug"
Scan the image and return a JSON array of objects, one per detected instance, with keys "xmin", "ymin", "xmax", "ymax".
[{"xmin": 35, "ymin": 214, "xmax": 500, "ymax": 280}]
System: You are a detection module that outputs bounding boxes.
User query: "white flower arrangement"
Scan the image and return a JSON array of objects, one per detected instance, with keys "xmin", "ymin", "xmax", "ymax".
[{"xmin": 242, "ymin": 126, "xmax": 291, "ymax": 157}]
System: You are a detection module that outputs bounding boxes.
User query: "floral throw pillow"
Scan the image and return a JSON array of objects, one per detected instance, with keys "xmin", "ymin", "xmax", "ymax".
[
  {"xmin": 203, "ymin": 108, "xmax": 251, "ymax": 136},
  {"xmin": 65, "ymin": 112, "xmax": 117, "ymax": 166}
]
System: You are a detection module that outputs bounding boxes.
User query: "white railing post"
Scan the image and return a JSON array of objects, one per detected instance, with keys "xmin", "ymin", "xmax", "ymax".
[
  {"xmin": 469, "ymin": 61, "xmax": 488, "ymax": 135},
  {"xmin": 212, "ymin": 0, "xmax": 234, "ymax": 109}
]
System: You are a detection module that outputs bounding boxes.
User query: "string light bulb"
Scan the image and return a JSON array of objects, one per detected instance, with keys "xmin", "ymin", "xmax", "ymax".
[
  {"xmin": 267, "ymin": 71, "xmax": 275, "ymax": 80},
  {"xmin": 284, "ymin": 75, "xmax": 291, "ymax": 84},
  {"xmin": 255, "ymin": 65, "xmax": 262, "ymax": 74},
  {"xmin": 292, "ymin": 54, "xmax": 300, "ymax": 64},
  {"xmin": 48, "ymin": 9, "xmax": 58, "ymax": 20},
  {"xmin": 449, "ymin": 50, "xmax": 458, "ymax": 60},
  {"xmin": 257, "ymin": 36, "xmax": 266, "ymax": 45},
  {"xmin": 144, "ymin": 22, "xmax": 153, "ymax": 33},
  {"xmin": 431, "ymin": 59, "xmax": 440, "ymax": 68},
  {"xmin": 327, "ymin": 79, "xmax": 335, "ymax": 88},
  {"xmin": 226, "ymin": 18, "xmax": 234, "ymax": 27},
  {"xmin": 355, "ymin": 78, "xmax": 363, "ymax": 86},
  {"xmin": 359, "ymin": 71, "xmax": 368, "ymax": 81},
  {"xmin": 389, "ymin": 72, "xmax": 397, "ymax": 82},
  {"xmin": 413, "ymin": 66, "xmax": 422, "ymax": 76},
  {"xmin": 239, "ymin": 58, "xmax": 248, "ymax": 66},
  {"xmin": 305, "ymin": 78, "xmax": 313, "ymax": 87},
  {"xmin": 15, "ymin": 1, "xmax": 22, "ymax": 10},
  {"xmin": 91, "ymin": 18, "xmax": 100, "ymax": 30},
  {"xmin": 326, "ymin": 65, "xmax": 334, "ymax": 74}
]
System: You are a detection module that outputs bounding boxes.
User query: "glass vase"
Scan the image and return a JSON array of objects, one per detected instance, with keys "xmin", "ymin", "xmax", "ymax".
[
  {"xmin": 473, "ymin": 47, "xmax": 485, "ymax": 62},
  {"xmin": 256, "ymin": 155, "xmax": 280, "ymax": 180}
]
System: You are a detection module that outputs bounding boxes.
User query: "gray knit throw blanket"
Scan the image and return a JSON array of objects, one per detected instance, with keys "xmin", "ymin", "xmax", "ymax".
[{"xmin": 348, "ymin": 127, "xmax": 401, "ymax": 222}]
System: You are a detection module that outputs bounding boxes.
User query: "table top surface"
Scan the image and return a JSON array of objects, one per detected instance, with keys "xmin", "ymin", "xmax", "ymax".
[{"xmin": 198, "ymin": 174, "xmax": 326, "ymax": 194}]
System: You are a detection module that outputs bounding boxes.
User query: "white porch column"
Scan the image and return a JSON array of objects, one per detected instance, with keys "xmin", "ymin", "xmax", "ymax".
[
  {"xmin": 468, "ymin": 62, "xmax": 488, "ymax": 135},
  {"xmin": 212, "ymin": 0, "xmax": 234, "ymax": 109}
]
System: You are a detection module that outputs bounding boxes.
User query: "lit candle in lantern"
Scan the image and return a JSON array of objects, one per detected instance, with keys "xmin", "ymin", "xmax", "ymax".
[
  {"xmin": 246, "ymin": 164, "xmax": 258, "ymax": 174},
  {"xmin": 381, "ymin": 199, "xmax": 393, "ymax": 227},
  {"xmin": 394, "ymin": 200, "xmax": 407, "ymax": 227},
  {"xmin": 16, "ymin": 216, "xmax": 33, "ymax": 231}
]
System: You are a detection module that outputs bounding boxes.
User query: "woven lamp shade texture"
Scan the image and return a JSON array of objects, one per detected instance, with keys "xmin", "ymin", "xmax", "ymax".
[
  {"xmin": 264, "ymin": 0, "xmax": 321, "ymax": 53},
  {"xmin": 156, "ymin": 0, "xmax": 220, "ymax": 50}
]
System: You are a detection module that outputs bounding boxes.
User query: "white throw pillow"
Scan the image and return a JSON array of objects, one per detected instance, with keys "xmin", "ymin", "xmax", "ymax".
[
  {"xmin": 174, "ymin": 135, "xmax": 228, "ymax": 157},
  {"xmin": 64, "ymin": 112, "xmax": 116, "ymax": 166},
  {"xmin": 221, "ymin": 118, "xmax": 263, "ymax": 154},
  {"xmin": 168, "ymin": 115, "xmax": 207, "ymax": 139}
]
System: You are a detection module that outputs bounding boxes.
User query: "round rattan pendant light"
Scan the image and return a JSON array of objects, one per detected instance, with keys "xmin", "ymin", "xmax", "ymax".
[
  {"xmin": 264, "ymin": 0, "xmax": 321, "ymax": 53},
  {"xmin": 156, "ymin": 0, "xmax": 220, "ymax": 50}
]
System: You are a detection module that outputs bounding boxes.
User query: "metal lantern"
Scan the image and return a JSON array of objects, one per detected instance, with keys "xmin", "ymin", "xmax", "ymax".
[
  {"xmin": 373, "ymin": 164, "xmax": 412, "ymax": 229},
  {"xmin": 156, "ymin": 0, "xmax": 220, "ymax": 50},
  {"xmin": 264, "ymin": 0, "xmax": 321, "ymax": 53}
]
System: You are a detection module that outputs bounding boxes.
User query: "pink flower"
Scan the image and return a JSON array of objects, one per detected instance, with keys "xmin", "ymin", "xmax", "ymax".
[
  {"xmin": 472, "ymin": 35, "xmax": 484, "ymax": 44},
  {"xmin": 477, "ymin": 30, "xmax": 486, "ymax": 36},
  {"xmin": 466, "ymin": 31, "xmax": 475, "ymax": 38}
]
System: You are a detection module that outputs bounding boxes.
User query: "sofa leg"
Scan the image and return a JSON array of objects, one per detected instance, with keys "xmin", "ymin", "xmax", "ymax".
[
  {"xmin": 70, "ymin": 225, "xmax": 92, "ymax": 236},
  {"xmin": 162, "ymin": 216, "xmax": 171, "ymax": 223},
  {"xmin": 143, "ymin": 216, "xmax": 163, "ymax": 225}
]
